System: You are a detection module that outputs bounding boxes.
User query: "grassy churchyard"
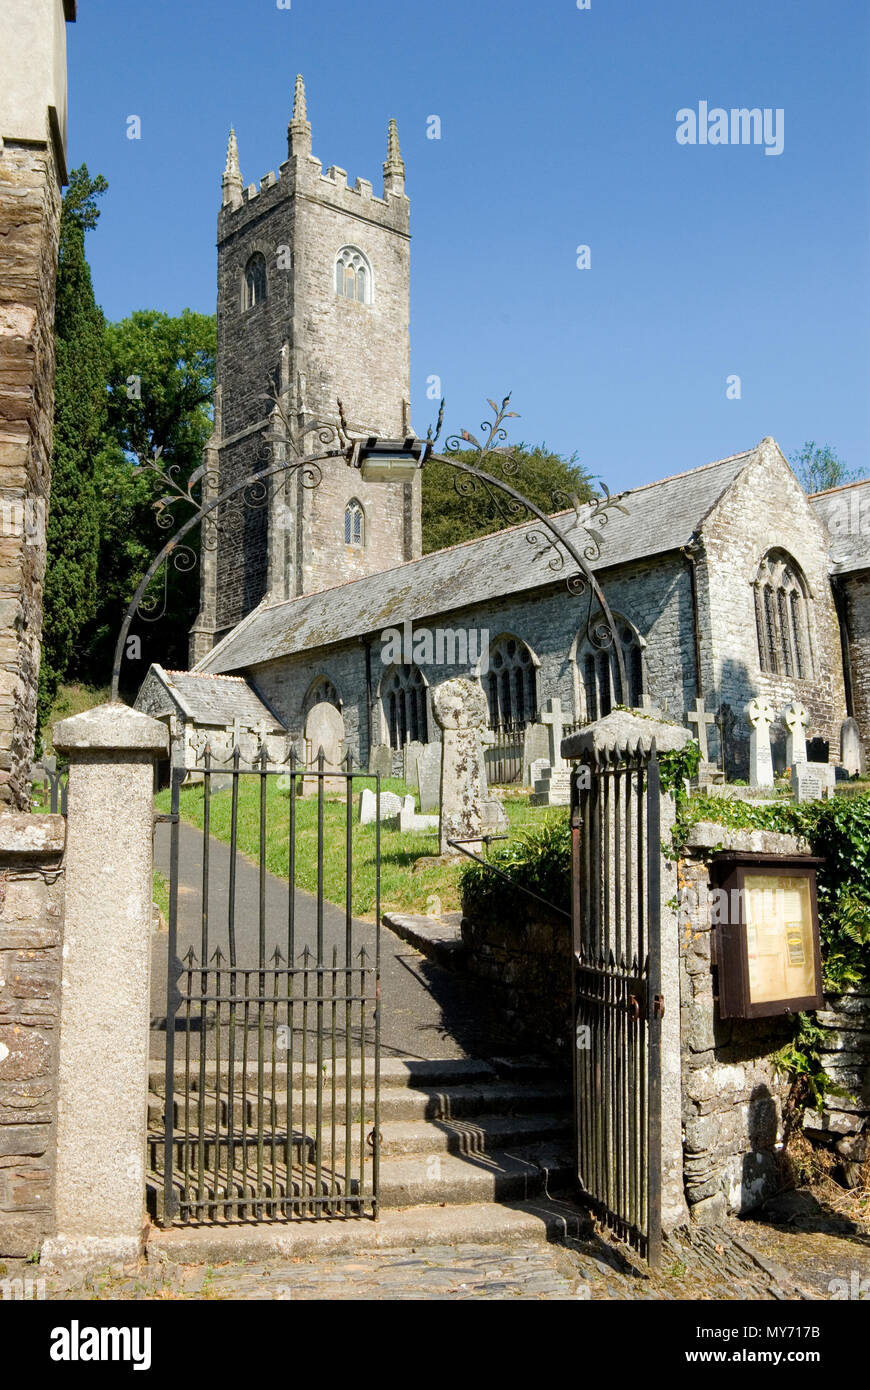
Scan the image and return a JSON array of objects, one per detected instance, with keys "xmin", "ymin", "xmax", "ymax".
[{"xmin": 155, "ymin": 777, "xmax": 563, "ymax": 920}]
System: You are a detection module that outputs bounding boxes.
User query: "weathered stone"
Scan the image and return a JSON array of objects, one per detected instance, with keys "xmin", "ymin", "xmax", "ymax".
[
  {"xmin": 747, "ymin": 696, "xmax": 776, "ymax": 789},
  {"xmin": 840, "ymin": 717, "xmax": 865, "ymax": 777},
  {"xmin": 368, "ymin": 744, "xmax": 392, "ymax": 780},
  {"xmin": 416, "ymin": 742, "xmax": 441, "ymax": 813},
  {"xmin": 562, "ymin": 709, "xmax": 692, "ymax": 760},
  {"xmin": 431, "ymin": 679, "xmax": 489, "ymax": 857},
  {"xmin": 358, "ymin": 788, "xmax": 402, "ymax": 825}
]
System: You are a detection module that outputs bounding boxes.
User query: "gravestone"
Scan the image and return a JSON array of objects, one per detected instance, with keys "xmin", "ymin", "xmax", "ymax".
[
  {"xmin": 529, "ymin": 757, "xmax": 549, "ymax": 788},
  {"xmin": 783, "ymin": 701, "xmax": 809, "ymax": 768},
  {"xmin": 807, "ymin": 736, "xmax": 829, "ymax": 763},
  {"xmin": 304, "ymin": 701, "xmax": 345, "ymax": 794},
  {"xmin": 791, "ymin": 764, "xmax": 825, "ymax": 804},
  {"xmin": 403, "ymin": 740, "xmax": 425, "ymax": 787},
  {"xmin": 358, "ymin": 788, "xmax": 403, "ymax": 825},
  {"xmin": 431, "ymin": 678, "xmax": 490, "ymax": 856},
  {"xmin": 530, "ymin": 697, "xmax": 571, "ymax": 806},
  {"xmin": 840, "ymin": 718, "xmax": 865, "ymax": 778},
  {"xmin": 368, "ymin": 744, "xmax": 392, "ymax": 780},
  {"xmin": 747, "ymin": 697, "xmax": 776, "ymax": 789},
  {"xmin": 416, "ymin": 742, "xmax": 441, "ymax": 813},
  {"xmin": 522, "ymin": 723, "xmax": 549, "ymax": 785},
  {"xmin": 398, "ymin": 794, "xmax": 440, "ymax": 834},
  {"xmin": 687, "ymin": 697, "xmax": 715, "ymax": 762}
]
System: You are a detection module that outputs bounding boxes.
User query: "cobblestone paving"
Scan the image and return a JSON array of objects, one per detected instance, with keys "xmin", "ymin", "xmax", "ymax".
[{"xmin": 23, "ymin": 1221, "xmax": 814, "ymax": 1302}]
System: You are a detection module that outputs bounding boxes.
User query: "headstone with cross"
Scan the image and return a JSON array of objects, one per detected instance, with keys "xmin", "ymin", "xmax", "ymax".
[
  {"xmin": 747, "ymin": 696, "xmax": 776, "ymax": 789},
  {"xmin": 686, "ymin": 697, "xmax": 715, "ymax": 763},
  {"xmin": 530, "ymin": 696, "xmax": 571, "ymax": 806},
  {"xmin": 782, "ymin": 701, "xmax": 809, "ymax": 768}
]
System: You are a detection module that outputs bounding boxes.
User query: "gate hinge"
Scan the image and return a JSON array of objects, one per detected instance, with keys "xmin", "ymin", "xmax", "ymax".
[{"xmin": 652, "ymin": 994, "xmax": 665, "ymax": 1020}]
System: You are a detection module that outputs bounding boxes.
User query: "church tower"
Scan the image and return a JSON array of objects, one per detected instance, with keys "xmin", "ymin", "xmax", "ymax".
[{"xmin": 190, "ymin": 78, "xmax": 418, "ymax": 662}]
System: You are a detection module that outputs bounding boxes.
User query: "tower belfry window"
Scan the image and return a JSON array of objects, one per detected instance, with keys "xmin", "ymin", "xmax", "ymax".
[
  {"xmin": 335, "ymin": 246, "xmax": 371, "ymax": 304},
  {"xmin": 345, "ymin": 498, "xmax": 364, "ymax": 547},
  {"xmin": 243, "ymin": 252, "xmax": 267, "ymax": 309}
]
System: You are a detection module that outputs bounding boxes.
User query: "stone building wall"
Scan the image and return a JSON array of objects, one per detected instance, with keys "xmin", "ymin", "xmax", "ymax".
[
  {"xmin": 678, "ymin": 823, "xmax": 807, "ymax": 1222},
  {"xmin": 0, "ymin": 137, "xmax": 62, "ymax": 806},
  {"xmin": 246, "ymin": 556, "xmax": 698, "ymax": 769},
  {"xmin": 0, "ymin": 813, "xmax": 65, "ymax": 1257},
  {"xmin": 697, "ymin": 441, "xmax": 847, "ymax": 777}
]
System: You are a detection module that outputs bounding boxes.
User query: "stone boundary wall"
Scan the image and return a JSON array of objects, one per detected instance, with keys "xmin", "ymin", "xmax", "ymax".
[
  {"xmin": 460, "ymin": 906, "xmax": 572, "ymax": 1059},
  {"xmin": 0, "ymin": 812, "xmax": 65, "ymax": 1257},
  {"xmin": 804, "ymin": 991, "xmax": 870, "ymax": 1185},
  {"xmin": 0, "ymin": 139, "xmax": 61, "ymax": 807},
  {"xmin": 679, "ymin": 823, "xmax": 814, "ymax": 1223}
]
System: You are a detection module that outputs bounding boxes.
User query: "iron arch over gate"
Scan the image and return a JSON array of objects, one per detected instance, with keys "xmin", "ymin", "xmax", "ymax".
[{"xmin": 118, "ymin": 394, "xmax": 630, "ymax": 1226}]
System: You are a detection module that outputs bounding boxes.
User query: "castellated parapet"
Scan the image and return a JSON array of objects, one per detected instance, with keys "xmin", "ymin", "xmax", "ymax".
[{"xmin": 190, "ymin": 78, "xmax": 419, "ymax": 663}]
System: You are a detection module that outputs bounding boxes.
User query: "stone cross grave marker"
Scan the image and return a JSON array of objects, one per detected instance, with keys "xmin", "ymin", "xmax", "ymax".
[
  {"xmin": 640, "ymin": 694, "xmax": 663, "ymax": 719},
  {"xmin": 531, "ymin": 697, "xmax": 571, "ymax": 806},
  {"xmin": 541, "ymin": 697, "xmax": 566, "ymax": 774},
  {"xmin": 747, "ymin": 696, "xmax": 776, "ymax": 789},
  {"xmin": 840, "ymin": 717, "xmax": 865, "ymax": 778},
  {"xmin": 783, "ymin": 701, "xmax": 809, "ymax": 768},
  {"xmin": 686, "ymin": 697, "xmax": 715, "ymax": 763},
  {"xmin": 431, "ymin": 678, "xmax": 488, "ymax": 856}
]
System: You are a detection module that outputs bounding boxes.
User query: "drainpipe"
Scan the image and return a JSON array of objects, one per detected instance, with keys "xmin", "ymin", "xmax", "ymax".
[
  {"xmin": 680, "ymin": 539, "xmax": 704, "ymax": 701},
  {"xmin": 360, "ymin": 635, "xmax": 374, "ymax": 763}
]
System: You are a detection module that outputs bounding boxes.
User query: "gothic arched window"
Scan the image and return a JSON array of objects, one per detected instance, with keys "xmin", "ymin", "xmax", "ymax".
[
  {"xmin": 302, "ymin": 675, "xmax": 341, "ymax": 717},
  {"xmin": 577, "ymin": 618, "xmax": 644, "ymax": 722},
  {"xmin": 243, "ymin": 252, "xmax": 267, "ymax": 309},
  {"xmin": 383, "ymin": 665, "xmax": 428, "ymax": 749},
  {"xmin": 335, "ymin": 246, "xmax": 372, "ymax": 304},
  {"xmin": 485, "ymin": 635, "xmax": 538, "ymax": 729},
  {"xmin": 345, "ymin": 498, "xmax": 365, "ymax": 547},
  {"xmin": 754, "ymin": 551, "xmax": 812, "ymax": 678}
]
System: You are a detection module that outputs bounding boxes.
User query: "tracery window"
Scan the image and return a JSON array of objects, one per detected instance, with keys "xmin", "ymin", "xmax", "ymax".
[
  {"xmin": 345, "ymin": 498, "xmax": 364, "ymax": 547},
  {"xmin": 302, "ymin": 675, "xmax": 341, "ymax": 716},
  {"xmin": 754, "ymin": 551, "xmax": 812, "ymax": 678},
  {"xmin": 335, "ymin": 246, "xmax": 371, "ymax": 304},
  {"xmin": 577, "ymin": 619, "xmax": 644, "ymax": 722},
  {"xmin": 383, "ymin": 665, "xmax": 428, "ymax": 749},
  {"xmin": 485, "ymin": 635, "xmax": 538, "ymax": 729},
  {"xmin": 243, "ymin": 252, "xmax": 267, "ymax": 308}
]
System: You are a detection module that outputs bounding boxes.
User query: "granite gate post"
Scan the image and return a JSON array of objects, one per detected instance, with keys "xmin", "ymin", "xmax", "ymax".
[{"xmin": 41, "ymin": 703, "xmax": 168, "ymax": 1268}]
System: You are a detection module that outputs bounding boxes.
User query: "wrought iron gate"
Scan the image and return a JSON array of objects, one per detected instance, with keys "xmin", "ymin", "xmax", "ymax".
[
  {"xmin": 154, "ymin": 750, "xmax": 381, "ymax": 1224},
  {"xmin": 571, "ymin": 743, "xmax": 663, "ymax": 1265}
]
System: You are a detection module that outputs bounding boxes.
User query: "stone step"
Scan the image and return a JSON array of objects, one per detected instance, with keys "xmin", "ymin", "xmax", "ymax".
[
  {"xmin": 148, "ymin": 1111, "xmax": 571, "ymax": 1170},
  {"xmin": 147, "ymin": 1197, "xmax": 593, "ymax": 1264},
  {"xmin": 147, "ymin": 1143, "xmax": 575, "ymax": 1220},
  {"xmin": 148, "ymin": 1055, "xmax": 566, "ymax": 1095},
  {"xmin": 378, "ymin": 1144, "xmax": 574, "ymax": 1208},
  {"xmin": 147, "ymin": 1079, "xmax": 572, "ymax": 1130}
]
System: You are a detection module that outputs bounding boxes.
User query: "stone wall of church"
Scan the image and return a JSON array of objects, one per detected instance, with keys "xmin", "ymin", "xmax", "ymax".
[
  {"xmin": 245, "ymin": 554, "xmax": 698, "ymax": 767},
  {"xmin": 0, "ymin": 138, "xmax": 61, "ymax": 806},
  {"xmin": 841, "ymin": 571, "xmax": 870, "ymax": 758},
  {"xmin": 697, "ymin": 448, "xmax": 847, "ymax": 777}
]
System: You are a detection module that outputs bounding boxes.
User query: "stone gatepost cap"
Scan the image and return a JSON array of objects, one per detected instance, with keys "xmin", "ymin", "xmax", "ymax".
[
  {"xmin": 53, "ymin": 701, "xmax": 169, "ymax": 755},
  {"xmin": 561, "ymin": 708, "xmax": 693, "ymax": 760}
]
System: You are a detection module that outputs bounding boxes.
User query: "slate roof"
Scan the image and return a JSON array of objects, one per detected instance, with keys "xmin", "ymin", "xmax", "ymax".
[
  {"xmin": 149, "ymin": 666, "xmax": 286, "ymax": 729},
  {"xmin": 809, "ymin": 479, "xmax": 870, "ymax": 575},
  {"xmin": 195, "ymin": 446, "xmax": 757, "ymax": 675}
]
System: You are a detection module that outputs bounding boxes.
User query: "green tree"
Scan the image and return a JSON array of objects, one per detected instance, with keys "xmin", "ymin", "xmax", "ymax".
[
  {"xmin": 422, "ymin": 443, "xmax": 598, "ymax": 552},
  {"xmin": 73, "ymin": 310, "xmax": 217, "ymax": 690},
  {"xmin": 789, "ymin": 441, "xmax": 863, "ymax": 494},
  {"xmin": 38, "ymin": 166, "xmax": 109, "ymax": 733}
]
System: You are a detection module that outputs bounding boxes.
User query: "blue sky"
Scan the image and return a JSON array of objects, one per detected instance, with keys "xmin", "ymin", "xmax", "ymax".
[{"xmin": 67, "ymin": 0, "xmax": 870, "ymax": 491}]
